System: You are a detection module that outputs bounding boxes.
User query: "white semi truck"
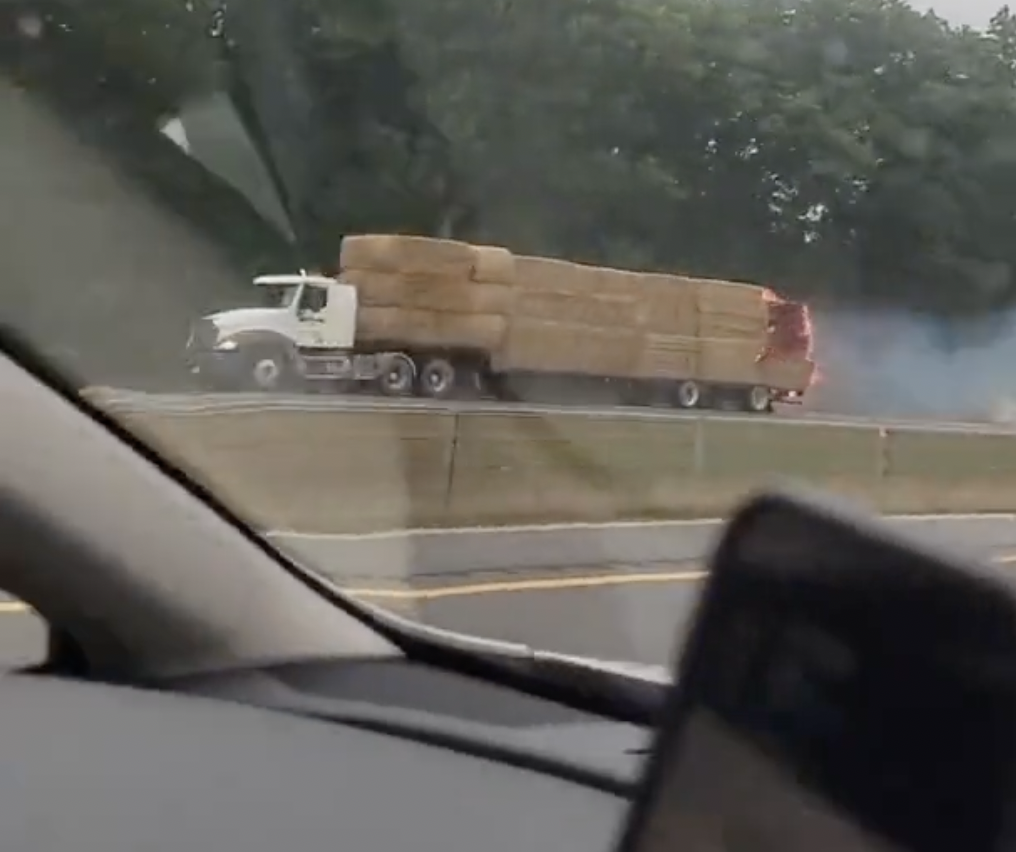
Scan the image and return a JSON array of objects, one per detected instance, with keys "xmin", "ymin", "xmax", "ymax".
[
  {"xmin": 185, "ymin": 272, "xmax": 815, "ymax": 410},
  {"xmin": 185, "ymin": 273, "xmax": 428, "ymax": 395}
]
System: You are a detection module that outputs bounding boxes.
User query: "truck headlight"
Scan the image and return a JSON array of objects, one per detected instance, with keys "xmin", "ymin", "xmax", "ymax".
[{"xmin": 214, "ymin": 338, "xmax": 238, "ymax": 352}]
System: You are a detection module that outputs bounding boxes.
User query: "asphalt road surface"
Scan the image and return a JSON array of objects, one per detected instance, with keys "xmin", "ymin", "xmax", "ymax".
[
  {"xmin": 0, "ymin": 546, "xmax": 1010, "ymax": 673},
  {"xmin": 399, "ymin": 566, "xmax": 704, "ymax": 669},
  {"xmin": 349, "ymin": 545, "xmax": 1016, "ymax": 671},
  {"xmin": 0, "ymin": 567, "xmax": 696, "ymax": 671}
]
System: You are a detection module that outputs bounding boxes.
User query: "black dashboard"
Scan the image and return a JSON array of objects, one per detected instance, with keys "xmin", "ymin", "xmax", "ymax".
[{"xmin": 0, "ymin": 660, "xmax": 648, "ymax": 852}]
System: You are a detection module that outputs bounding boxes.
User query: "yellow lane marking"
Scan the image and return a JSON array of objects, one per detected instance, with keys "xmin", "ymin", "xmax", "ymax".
[
  {"xmin": 0, "ymin": 550, "xmax": 1012, "ymax": 614},
  {"xmin": 349, "ymin": 549, "xmax": 1016, "ymax": 601},
  {"xmin": 346, "ymin": 569, "xmax": 709, "ymax": 601}
]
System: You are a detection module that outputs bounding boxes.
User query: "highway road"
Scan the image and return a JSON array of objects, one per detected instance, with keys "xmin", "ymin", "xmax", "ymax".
[
  {"xmin": 0, "ymin": 565, "xmax": 715, "ymax": 672},
  {"xmin": 274, "ymin": 514, "xmax": 1016, "ymax": 669},
  {"xmin": 0, "ymin": 537, "xmax": 1009, "ymax": 675},
  {"xmin": 347, "ymin": 547, "xmax": 1016, "ymax": 670},
  {"xmin": 83, "ymin": 387, "xmax": 1016, "ymax": 435},
  {"xmin": 353, "ymin": 563, "xmax": 709, "ymax": 671}
]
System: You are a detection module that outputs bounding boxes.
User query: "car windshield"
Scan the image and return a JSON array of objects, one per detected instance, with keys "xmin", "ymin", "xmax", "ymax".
[{"xmin": 2, "ymin": 0, "xmax": 1014, "ymax": 677}]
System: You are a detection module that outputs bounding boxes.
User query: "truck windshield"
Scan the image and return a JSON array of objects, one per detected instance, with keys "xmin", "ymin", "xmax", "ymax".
[{"xmin": 261, "ymin": 284, "xmax": 300, "ymax": 309}]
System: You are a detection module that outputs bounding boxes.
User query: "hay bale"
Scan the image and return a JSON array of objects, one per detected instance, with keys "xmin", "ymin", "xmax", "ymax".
[
  {"xmin": 514, "ymin": 256, "xmax": 585, "ymax": 293},
  {"xmin": 586, "ymin": 266, "xmax": 643, "ymax": 299},
  {"xmin": 634, "ymin": 334, "xmax": 700, "ymax": 379},
  {"xmin": 495, "ymin": 318, "xmax": 640, "ymax": 376},
  {"xmin": 696, "ymin": 279, "xmax": 768, "ymax": 339},
  {"xmin": 760, "ymin": 356, "xmax": 815, "ymax": 391},
  {"xmin": 636, "ymin": 274, "xmax": 698, "ymax": 336},
  {"xmin": 357, "ymin": 307, "xmax": 506, "ymax": 352},
  {"xmin": 699, "ymin": 338, "xmax": 764, "ymax": 385},
  {"xmin": 514, "ymin": 290, "xmax": 640, "ymax": 327},
  {"xmin": 340, "ymin": 234, "xmax": 476, "ymax": 277},
  {"xmin": 341, "ymin": 269, "xmax": 513, "ymax": 314},
  {"xmin": 471, "ymin": 245, "xmax": 516, "ymax": 284}
]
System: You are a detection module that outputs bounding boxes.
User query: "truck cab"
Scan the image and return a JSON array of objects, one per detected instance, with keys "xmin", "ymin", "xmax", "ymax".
[
  {"xmin": 249, "ymin": 274, "xmax": 358, "ymax": 350},
  {"xmin": 185, "ymin": 273, "xmax": 414, "ymax": 393}
]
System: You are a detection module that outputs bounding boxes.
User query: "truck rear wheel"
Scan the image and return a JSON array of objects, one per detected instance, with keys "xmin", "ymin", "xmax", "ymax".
[
  {"xmin": 744, "ymin": 385, "xmax": 772, "ymax": 413},
  {"xmin": 417, "ymin": 357, "xmax": 457, "ymax": 399},
  {"xmin": 674, "ymin": 380, "xmax": 701, "ymax": 409},
  {"xmin": 376, "ymin": 354, "xmax": 415, "ymax": 396}
]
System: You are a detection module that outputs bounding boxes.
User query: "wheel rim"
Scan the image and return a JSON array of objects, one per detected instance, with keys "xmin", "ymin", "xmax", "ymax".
[
  {"xmin": 382, "ymin": 361, "xmax": 412, "ymax": 393},
  {"xmin": 424, "ymin": 363, "xmax": 453, "ymax": 395},
  {"xmin": 252, "ymin": 358, "xmax": 281, "ymax": 389},
  {"xmin": 749, "ymin": 386, "xmax": 770, "ymax": 411},
  {"xmin": 677, "ymin": 381, "xmax": 699, "ymax": 408}
]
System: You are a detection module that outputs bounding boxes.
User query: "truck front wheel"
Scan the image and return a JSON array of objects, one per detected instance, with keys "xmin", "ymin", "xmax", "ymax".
[{"xmin": 245, "ymin": 345, "xmax": 294, "ymax": 392}]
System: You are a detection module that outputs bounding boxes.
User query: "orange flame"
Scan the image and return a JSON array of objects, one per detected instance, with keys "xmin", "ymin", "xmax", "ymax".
[{"xmin": 762, "ymin": 285, "xmax": 821, "ymax": 390}]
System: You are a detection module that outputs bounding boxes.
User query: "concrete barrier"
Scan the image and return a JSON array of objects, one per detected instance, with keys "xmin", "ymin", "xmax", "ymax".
[{"xmin": 120, "ymin": 408, "xmax": 1016, "ymax": 535}]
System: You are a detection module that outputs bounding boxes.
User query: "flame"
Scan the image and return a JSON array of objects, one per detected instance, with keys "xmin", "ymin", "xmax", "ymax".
[{"xmin": 762, "ymin": 285, "xmax": 821, "ymax": 390}]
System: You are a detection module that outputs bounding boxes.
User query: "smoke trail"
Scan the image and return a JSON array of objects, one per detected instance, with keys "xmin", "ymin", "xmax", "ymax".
[{"xmin": 805, "ymin": 307, "xmax": 1016, "ymax": 422}]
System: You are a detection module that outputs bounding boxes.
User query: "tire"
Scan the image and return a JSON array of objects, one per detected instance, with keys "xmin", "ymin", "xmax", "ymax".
[
  {"xmin": 745, "ymin": 385, "xmax": 771, "ymax": 413},
  {"xmin": 417, "ymin": 357, "xmax": 457, "ymax": 399},
  {"xmin": 674, "ymin": 380, "xmax": 701, "ymax": 409},
  {"xmin": 245, "ymin": 346, "xmax": 292, "ymax": 392},
  {"xmin": 376, "ymin": 354, "xmax": 415, "ymax": 396}
]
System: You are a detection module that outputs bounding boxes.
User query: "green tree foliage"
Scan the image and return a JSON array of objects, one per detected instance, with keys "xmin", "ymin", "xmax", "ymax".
[
  {"xmin": 6, "ymin": 0, "xmax": 1016, "ymax": 352},
  {"xmin": 390, "ymin": 0, "xmax": 1016, "ymax": 317}
]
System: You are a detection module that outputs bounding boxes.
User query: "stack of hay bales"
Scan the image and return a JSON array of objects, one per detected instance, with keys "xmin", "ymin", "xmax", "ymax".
[
  {"xmin": 339, "ymin": 235, "xmax": 514, "ymax": 352},
  {"xmin": 693, "ymin": 277, "xmax": 769, "ymax": 386},
  {"xmin": 632, "ymin": 274, "xmax": 700, "ymax": 380},
  {"xmin": 630, "ymin": 274, "xmax": 769, "ymax": 386},
  {"xmin": 759, "ymin": 356, "xmax": 815, "ymax": 390},
  {"xmin": 335, "ymin": 233, "xmax": 784, "ymax": 391},
  {"xmin": 492, "ymin": 256, "xmax": 642, "ymax": 376}
]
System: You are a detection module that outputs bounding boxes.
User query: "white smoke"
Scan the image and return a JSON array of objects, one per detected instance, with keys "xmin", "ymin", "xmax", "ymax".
[{"xmin": 805, "ymin": 308, "xmax": 1016, "ymax": 423}]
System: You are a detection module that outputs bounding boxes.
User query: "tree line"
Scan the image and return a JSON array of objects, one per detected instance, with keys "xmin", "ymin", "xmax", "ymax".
[{"xmin": 7, "ymin": 0, "xmax": 1016, "ymax": 323}]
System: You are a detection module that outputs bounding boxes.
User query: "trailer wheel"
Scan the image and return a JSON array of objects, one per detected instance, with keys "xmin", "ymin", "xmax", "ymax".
[
  {"xmin": 674, "ymin": 380, "xmax": 701, "ymax": 409},
  {"xmin": 418, "ymin": 357, "xmax": 457, "ymax": 399},
  {"xmin": 376, "ymin": 354, "xmax": 415, "ymax": 396},
  {"xmin": 745, "ymin": 385, "xmax": 772, "ymax": 413}
]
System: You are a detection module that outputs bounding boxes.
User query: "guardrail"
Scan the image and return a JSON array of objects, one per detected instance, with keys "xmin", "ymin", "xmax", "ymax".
[{"xmin": 110, "ymin": 407, "xmax": 1016, "ymax": 535}]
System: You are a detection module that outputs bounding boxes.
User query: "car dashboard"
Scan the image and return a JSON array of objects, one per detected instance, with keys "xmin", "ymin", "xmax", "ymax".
[{"xmin": 0, "ymin": 660, "xmax": 644, "ymax": 852}]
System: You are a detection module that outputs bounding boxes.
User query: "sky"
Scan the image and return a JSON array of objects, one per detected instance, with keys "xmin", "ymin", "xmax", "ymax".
[{"xmin": 909, "ymin": 0, "xmax": 1001, "ymax": 28}]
